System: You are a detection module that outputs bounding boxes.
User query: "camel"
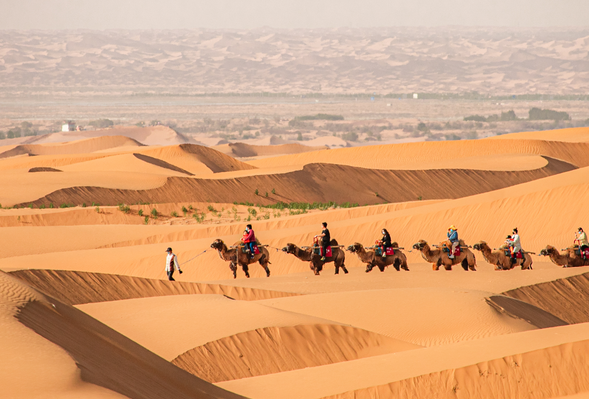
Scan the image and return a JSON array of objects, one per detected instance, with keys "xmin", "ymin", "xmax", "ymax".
[
  {"xmin": 412, "ymin": 239, "xmax": 476, "ymax": 271},
  {"xmin": 539, "ymin": 245, "xmax": 589, "ymax": 268},
  {"xmin": 346, "ymin": 242, "xmax": 409, "ymax": 272},
  {"xmin": 281, "ymin": 240, "xmax": 347, "ymax": 275},
  {"xmin": 210, "ymin": 239, "xmax": 271, "ymax": 278},
  {"xmin": 472, "ymin": 241, "xmax": 533, "ymax": 270}
]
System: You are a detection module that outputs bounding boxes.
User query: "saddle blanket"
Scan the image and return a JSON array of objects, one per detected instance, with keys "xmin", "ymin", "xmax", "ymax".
[
  {"xmin": 242, "ymin": 244, "xmax": 260, "ymax": 255},
  {"xmin": 313, "ymin": 246, "xmax": 332, "ymax": 257},
  {"xmin": 376, "ymin": 247, "xmax": 395, "ymax": 256},
  {"xmin": 504, "ymin": 250, "xmax": 523, "ymax": 259},
  {"xmin": 444, "ymin": 246, "xmax": 461, "ymax": 256},
  {"xmin": 576, "ymin": 248, "xmax": 589, "ymax": 258}
]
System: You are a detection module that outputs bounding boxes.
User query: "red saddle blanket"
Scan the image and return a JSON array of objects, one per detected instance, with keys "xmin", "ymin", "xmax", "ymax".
[
  {"xmin": 505, "ymin": 250, "xmax": 523, "ymax": 259},
  {"xmin": 314, "ymin": 246, "xmax": 332, "ymax": 257},
  {"xmin": 577, "ymin": 248, "xmax": 589, "ymax": 258},
  {"xmin": 385, "ymin": 247, "xmax": 395, "ymax": 256},
  {"xmin": 243, "ymin": 244, "xmax": 260, "ymax": 255},
  {"xmin": 446, "ymin": 246, "xmax": 460, "ymax": 256}
]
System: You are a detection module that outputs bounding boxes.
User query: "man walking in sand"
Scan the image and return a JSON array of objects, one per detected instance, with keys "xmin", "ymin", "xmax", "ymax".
[{"xmin": 165, "ymin": 247, "xmax": 182, "ymax": 281}]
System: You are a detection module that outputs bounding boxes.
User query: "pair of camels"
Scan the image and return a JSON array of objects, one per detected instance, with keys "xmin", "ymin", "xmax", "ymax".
[
  {"xmin": 540, "ymin": 245, "xmax": 589, "ymax": 268},
  {"xmin": 472, "ymin": 241, "xmax": 533, "ymax": 270},
  {"xmin": 282, "ymin": 240, "xmax": 348, "ymax": 275},
  {"xmin": 411, "ymin": 240, "xmax": 477, "ymax": 271}
]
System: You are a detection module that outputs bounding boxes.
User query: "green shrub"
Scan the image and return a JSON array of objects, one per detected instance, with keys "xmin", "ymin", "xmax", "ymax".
[
  {"xmin": 95, "ymin": 206, "xmax": 100, "ymax": 213},
  {"xmin": 207, "ymin": 205, "xmax": 216, "ymax": 212},
  {"xmin": 151, "ymin": 208, "xmax": 158, "ymax": 219},
  {"xmin": 171, "ymin": 211, "xmax": 178, "ymax": 217},
  {"xmin": 144, "ymin": 216, "xmax": 149, "ymax": 224},
  {"xmin": 271, "ymin": 188, "xmax": 276, "ymax": 194},
  {"xmin": 182, "ymin": 206, "xmax": 188, "ymax": 216},
  {"xmin": 254, "ymin": 189, "xmax": 259, "ymax": 196},
  {"xmin": 39, "ymin": 204, "xmax": 45, "ymax": 209},
  {"xmin": 265, "ymin": 192, "xmax": 268, "ymax": 198},
  {"xmin": 138, "ymin": 209, "xmax": 144, "ymax": 216},
  {"xmin": 49, "ymin": 203, "xmax": 54, "ymax": 208}
]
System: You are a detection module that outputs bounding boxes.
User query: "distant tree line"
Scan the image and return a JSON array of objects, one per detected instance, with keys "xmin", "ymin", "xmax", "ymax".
[{"xmin": 464, "ymin": 108, "xmax": 570, "ymax": 122}]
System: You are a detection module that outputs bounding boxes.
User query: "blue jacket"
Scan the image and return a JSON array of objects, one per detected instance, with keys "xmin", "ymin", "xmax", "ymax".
[{"xmin": 447, "ymin": 230, "xmax": 458, "ymax": 243}]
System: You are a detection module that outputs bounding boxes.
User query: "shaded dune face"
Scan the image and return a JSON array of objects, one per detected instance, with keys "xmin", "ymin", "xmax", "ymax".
[
  {"xmin": 9, "ymin": 269, "xmax": 298, "ymax": 305},
  {"xmin": 18, "ymin": 156, "xmax": 575, "ymax": 207},
  {"xmin": 172, "ymin": 324, "xmax": 420, "ymax": 383},
  {"xmin": 17, "ymin": 295, "xmax": 246, "ymax": 399}
]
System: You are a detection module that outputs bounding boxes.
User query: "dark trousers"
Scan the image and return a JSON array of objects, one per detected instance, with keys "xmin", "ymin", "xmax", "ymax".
[
  {"xmin": 167, "ymin": 269, "xmax": 175, "ymax": 281},
  {"xmin": 322, "ymin": 242, "xmax": 329, "ymax": 257}
]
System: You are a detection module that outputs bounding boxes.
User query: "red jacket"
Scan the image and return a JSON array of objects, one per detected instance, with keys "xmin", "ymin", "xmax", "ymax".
[{"xmin": 242, "ymin": 229, "xmax": 256, "ymax": 243}]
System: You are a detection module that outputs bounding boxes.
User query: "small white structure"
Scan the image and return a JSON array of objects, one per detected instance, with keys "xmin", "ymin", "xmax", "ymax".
[
  {"xmin": 413, "ymin": 93, "xmax": 419, "ymax": 99},
  {"xmin": 62, "ymin": 121, "xmax": 75, "ymax": 132}
]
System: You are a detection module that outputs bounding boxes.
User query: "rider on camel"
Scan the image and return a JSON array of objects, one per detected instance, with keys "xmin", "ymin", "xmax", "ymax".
[
  {"xmin": 508, "ymin": 228, "xmax": 522, "ymax": 265},
  {"xmin": 314, "ymin": 222, "xmax": 331, "ymax": 261},
  {"xmin": 379, "ymin": 228, "xmax": 392, "ymax": 258},
  {"xmin": 242, "ymin": 224, "xmax": 256, "ymax": 259},
  {"xmin": 447, "ymin": 225, "xmax": 459, "ymax": 259},
  {"xmin": 575, "ymin": 227, "xmax": 588, "ymax": 257}
]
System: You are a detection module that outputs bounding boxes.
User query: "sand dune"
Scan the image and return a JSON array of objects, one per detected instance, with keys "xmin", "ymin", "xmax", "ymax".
[
  {"xmin": 249, "ymin": 138, "xmax": 589, "ymax": 170},
  {"xmin": 13, "ymin": 278, "xmax": 246, "ymax": 399},
  {"xmin": 173, "ymin": 324, "xmax": 419, "ymax": 383},
  {"xmin": 10, "ymin": 270, "xmax": 297, "ymax": 304},
  {"xmin": 219, "ymin": 323, "xmax": 589, "ymax": 399},
  {"xmin": 503, "ymin": 271, "xmax": 589, "ymax": 324},
  {"xmin": 213, "ymin": 142, "xmax": 328, "ymax": 158},
  {"xmin": 487, "ymin": 127, "xmax": 589, "ymax": 143},
  {"xmin": 17, "ymin": 156, "xmax": 573, "ymax": 208},
  {"xmin": 0, "ymin": 135, "xmax": 143, "ymax": 159}
]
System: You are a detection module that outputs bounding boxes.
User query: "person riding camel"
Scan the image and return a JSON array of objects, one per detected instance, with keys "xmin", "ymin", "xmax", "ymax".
[
  {"xmin": 575, "ymin": 227, "xmax": 588, "ymax": 257},
  {"xmin": 447, "ymin": 225, "xmax": 459, "ymax": 259},
  {"xmin": 508, "ymin": 228, "xmax": 522, "ymax": 265},
  {"xmin": 379, "ymin": 228, "xmax": 392, "ymax": 258},
  {"xmin": 314, "ymin": 222, "xmax": 331, "ymax": 261},
  {"xmin": 241, "ymin": 224, "xmax": 256, "ymax": 259}
]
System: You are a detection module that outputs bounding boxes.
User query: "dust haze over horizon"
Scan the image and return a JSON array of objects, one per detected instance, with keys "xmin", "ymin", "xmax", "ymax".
[{"xmin": 1, "ymin": 0, "xmax": 589, "ymax": 30}]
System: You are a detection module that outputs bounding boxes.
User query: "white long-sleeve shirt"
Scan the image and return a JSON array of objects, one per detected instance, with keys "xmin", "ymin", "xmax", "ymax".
[
  {"xmin": 510, "ymin": 234, "xmax": 521, "ymax": 252},
  {"xmin": 166, "ymin": 253, "xmax": 181, "ymax": 272}
]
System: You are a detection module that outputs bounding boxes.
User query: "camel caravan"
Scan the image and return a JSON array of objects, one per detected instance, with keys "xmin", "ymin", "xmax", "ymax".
[{"xmin": 207, "ymin": 224, "xmax": 589, "ymax": 278}]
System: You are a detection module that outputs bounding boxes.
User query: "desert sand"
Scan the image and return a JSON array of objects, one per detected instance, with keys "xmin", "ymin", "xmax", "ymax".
[{"xmin": 2, "ymin": 125, "xmax": 589, "ymax": 398}]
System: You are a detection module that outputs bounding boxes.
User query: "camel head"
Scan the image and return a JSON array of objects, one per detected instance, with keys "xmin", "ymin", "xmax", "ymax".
[
  {"xmin": 282, "ymin": 243, "xmax": 298, "ymax": 254},
  {"xmin": 412, "ymin": 240, "xmax": 427, "ymax": 251},
  {"xmin": 540, "ymin": 245, "xmax": 556, "ymax": 257},
  {"xmin": 347, "ymin": 243, "xmax": 363, "ymax": 253},
  {"xmin": 210, "ymin": 239, "xmax": 225, "ymax": 250},
  {"xmin": 472, "ymin": 241, "xmax": 487, "ymax": 251}
]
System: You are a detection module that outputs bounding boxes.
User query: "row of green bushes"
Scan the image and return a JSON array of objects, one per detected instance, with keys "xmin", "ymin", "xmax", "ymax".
[{"xmin": 464, "ymin": 108, "xmax": 570, "ymax": 122}]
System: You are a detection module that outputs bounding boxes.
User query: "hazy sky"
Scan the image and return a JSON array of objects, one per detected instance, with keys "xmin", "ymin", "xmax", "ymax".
[{"xmin": 1, "ymin": 0, "xmax": 588, "ymax": 29}]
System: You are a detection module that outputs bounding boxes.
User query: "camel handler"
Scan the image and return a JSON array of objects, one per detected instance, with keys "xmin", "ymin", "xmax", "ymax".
[
  {"xmin": 242, "ymin": 224, "xmax": 256, "ymax": 259},
  {"xmin": 165, "ymin": 247, "xmax": 183, "ymax": 281},
  {"xmin": 379, "ymin": 228, "xmax": 392, "ymax": 258},
  {"xmin": 314, "ymin": 222, "xmax": 331, "ymax": 261},
  {"xmin": 447, "ymin": 225, "xmax": 459, "ymax": 259},
  {"xmin": 575, "ymin": 227, "xmax": 588, "ymax": 254},
  {"xmin": 508, "ymin": 228, "xmax": 522, "ymax": 265}
]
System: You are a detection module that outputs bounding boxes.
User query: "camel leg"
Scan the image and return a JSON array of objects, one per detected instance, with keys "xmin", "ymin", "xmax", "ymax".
[
  {"xmin": 460, "ymin": 258, "xmax": 469, "ymax": 271},
  {"xmin": 377, "ymin": 263, "xmax": 385, "ymax": 272},
  {"xmin": 366, "ymin": 263, "xmax": 373, "ymax": 273},
  {"xmin": 401, "ymin": 260, "xmax": 409, "ymax": 271},
  {"xmin": 242, "ymin": 263, "xmax": 250, "ymax": 278},
  {"xmin": 259, "ymin": 256, "xmax": 271, "ymax": 277},
  {"xmin": 392, "ymin": 258, "xmax": 400, "ymax": 271},
  {"xmin": 229, "ymin": 262, "xmax": 237, "ymax": 279},
  {"xmin": 341, "ymin": 263, "xmax": 348, "ymax": 274},
  {"xmin": 335, "ymin": 262, "xmax": 340, "ymax": 275}
]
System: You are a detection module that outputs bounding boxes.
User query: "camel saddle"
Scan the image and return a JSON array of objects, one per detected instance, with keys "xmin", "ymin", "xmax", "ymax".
[
  {"xmin": 313, "ymin": 245, "xmax": 332, "ymax": 257},
  {"xmin": 376, "ymin": 247, "xmax": 395, "ymax": 256},
  {"xmin": 575, "ymin": 247, "xmax": 589, "ymax": 259},
  {"xmin": 240, "ymin": 243, "xmax": 260, "ymax": 255},
  {"xmin": 442, "ymin": 244, "xmax": 460, "ymax": 256},
  {"xmin": 505, "ymin": 249, "xmax": 523, "ymax": 259}
]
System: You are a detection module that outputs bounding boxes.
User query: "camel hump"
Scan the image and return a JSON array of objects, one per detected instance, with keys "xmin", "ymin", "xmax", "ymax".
[
  {"xmin": 459, "ymin": 239, "xmax": 467, "ymax": 246},
  {"xmin": 329, "ymin": 239, "xmax": 339, "ymax": 246},
  {"xmin": 391, "ymin": 241, "xmax": 399, "ymax": 248}
]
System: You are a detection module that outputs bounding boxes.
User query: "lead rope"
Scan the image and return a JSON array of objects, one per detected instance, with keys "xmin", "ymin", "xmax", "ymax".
[{"xmin": 179, "ymin": 249, "xmax": 209, "ymax": 267}]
